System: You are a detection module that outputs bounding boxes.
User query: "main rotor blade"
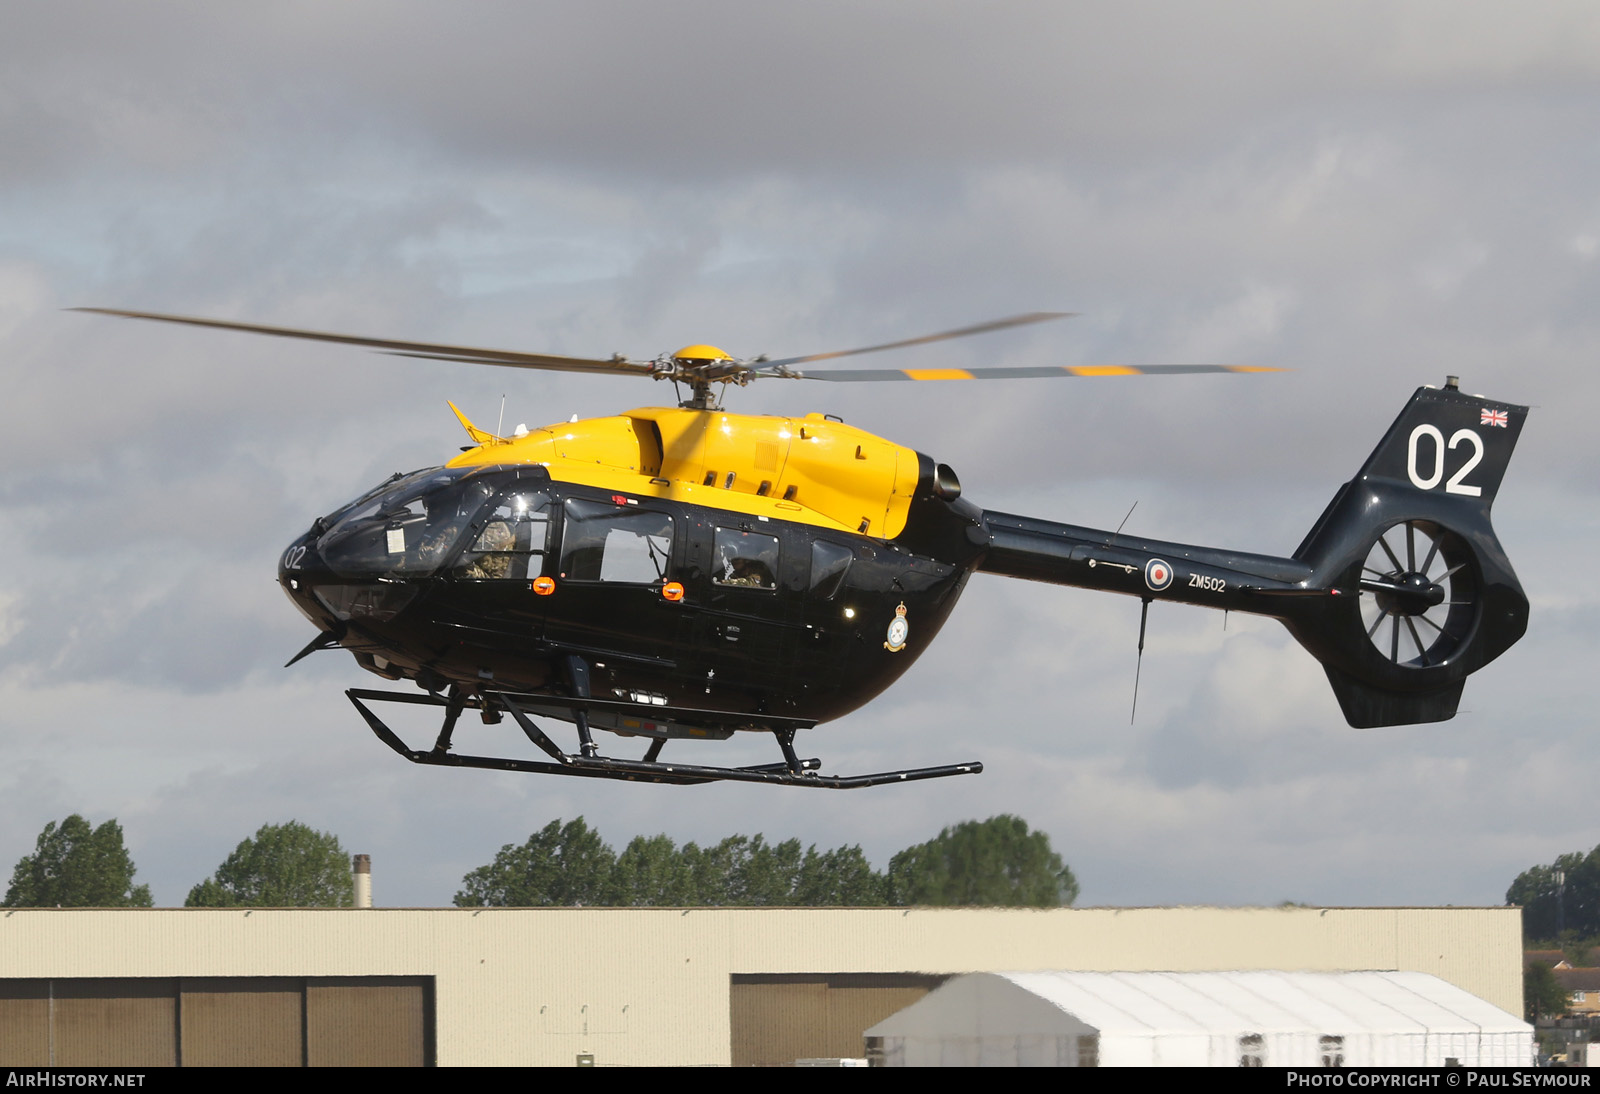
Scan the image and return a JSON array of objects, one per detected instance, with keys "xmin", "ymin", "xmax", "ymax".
[
  {"xmin": 72, "ymin": 307, "xmax": 655, "ymax": 377},
  {"xmin": 761, "ymin": 312, "xmax": 1075, "ymax": 368},
  {"xmin": 765, "ymin": 363, "xmax": 1284, "ymax": 382}
]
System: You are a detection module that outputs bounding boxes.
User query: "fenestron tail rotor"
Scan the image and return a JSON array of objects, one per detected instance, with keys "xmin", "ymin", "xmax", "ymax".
[
  {"xmin": 73, "ymin": 307, "xmax": 1282, "ymax": 409},
  {"xmin": 1357, "ymin": 520, "xmax": 1480, "ymax": 668}
]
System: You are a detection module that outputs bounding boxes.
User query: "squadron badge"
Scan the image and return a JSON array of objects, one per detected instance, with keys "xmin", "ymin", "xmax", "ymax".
[{"xmin": 884, "ymin": 602, "xmax": 910, "ymax": 652}]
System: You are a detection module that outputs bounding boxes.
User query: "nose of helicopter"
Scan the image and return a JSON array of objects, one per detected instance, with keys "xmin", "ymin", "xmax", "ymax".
[
  {"xmin": 278, "ymin": 525, "xmax": 336, "ymax": 628},
  {"xmin": 279, "ymin": 519, "xmax": 427, "ymax": 631},
  {"xmin": 278, "ymin": 464, "xmax": 507, "ymax": 636}
]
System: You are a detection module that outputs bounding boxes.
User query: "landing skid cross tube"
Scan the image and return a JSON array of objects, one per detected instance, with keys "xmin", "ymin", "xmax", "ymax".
[{"xmin": 346, "ymin": 688, "xmax": 983, "ymax": 789}]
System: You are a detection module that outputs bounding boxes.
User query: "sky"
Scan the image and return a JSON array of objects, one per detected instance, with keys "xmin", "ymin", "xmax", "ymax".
[{"xmin": 1, "ymin": 1, "xmax": 1598, "ymax": 908}]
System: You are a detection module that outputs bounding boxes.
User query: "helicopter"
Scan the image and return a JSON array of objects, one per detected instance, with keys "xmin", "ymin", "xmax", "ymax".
[{"xmin": 77, "ymin": 308, "xmax": 1528, "ymax": 789}]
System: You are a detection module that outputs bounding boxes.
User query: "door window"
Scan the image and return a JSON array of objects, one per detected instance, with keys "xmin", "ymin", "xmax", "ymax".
[
  {"xmin": 808, "ymin": 540, "xmax": 854, "ymax": 599},
  {"xmin": 560, "ymin": 499, "xmax": 674, "ymax": 584},
  {"xmin": 713, "ymin": 529, "xmax": 780, "ymax": 590}
]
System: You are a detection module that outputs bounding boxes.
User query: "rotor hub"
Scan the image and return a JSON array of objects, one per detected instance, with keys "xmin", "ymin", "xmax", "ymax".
[
  {"xmin": 1372, "ymin": 571, "xmax": 1446, "ymax": 617},
  {"xmin": 672, "ymin": 344, "xmax": 732, "ymax": 363}
]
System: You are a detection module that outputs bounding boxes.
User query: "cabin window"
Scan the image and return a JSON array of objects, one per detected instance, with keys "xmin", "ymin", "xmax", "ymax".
[
  {"xmin": 1319, "ymin": 1035, "xmax": 1344, "ymax": 1067},
  {"xmin": 1239, "ymin": 1033, "xmax": 1265, "ymax": 1067},
  {"xmin": 560, "ymin": 499, "xmax": 674, "ymax": 584},
  {"xmin": 713, "ymin": 529, "xmax": 779, "ymax": 590},
  {"xmin": 454, "ymin": 491, "xmax": 551, "ymax": 580},
  {"xmin": 809, "ymin": 541, "xmax": 854, "ymax": 599}
]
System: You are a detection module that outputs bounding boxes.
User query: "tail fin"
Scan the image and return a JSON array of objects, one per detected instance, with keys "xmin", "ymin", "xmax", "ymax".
[{"xmin": 1285, "ymin": 381, "xmax": 1528, "ymax": 727}]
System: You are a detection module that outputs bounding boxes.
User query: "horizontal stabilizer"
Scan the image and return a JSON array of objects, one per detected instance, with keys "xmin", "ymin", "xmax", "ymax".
[{"xmin": 1322, "ymin": 665, "xmax": 1466, "ymax": 729}]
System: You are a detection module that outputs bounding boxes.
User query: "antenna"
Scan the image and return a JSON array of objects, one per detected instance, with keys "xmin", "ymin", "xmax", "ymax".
[
  {"xmin": 496, "ymin": 394, "xmax": 506, "ymax": 438},
  {"xmin": 1115, "ymin": 500, "xmax": 1139, "ymax": 537},
  {"xmin": 1131, "ymin": 597, "xmax": 1151, "ymax": 724}
]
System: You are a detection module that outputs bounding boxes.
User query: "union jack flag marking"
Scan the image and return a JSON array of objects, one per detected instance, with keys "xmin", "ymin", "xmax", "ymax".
[{"xmin": 1481, "ymin": 408, "xmax": 1508, "ymax": 428}]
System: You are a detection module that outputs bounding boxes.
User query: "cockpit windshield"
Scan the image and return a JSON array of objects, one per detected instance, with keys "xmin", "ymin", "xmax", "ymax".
[{"xmin": 317, "ymin": 466, "xmax": 496, "ymax": 578}]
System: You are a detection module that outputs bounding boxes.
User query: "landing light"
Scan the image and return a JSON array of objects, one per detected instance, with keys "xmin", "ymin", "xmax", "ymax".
[{"xmin": 843, "ymin": 607, "xmax": 856, "ymax": 619}]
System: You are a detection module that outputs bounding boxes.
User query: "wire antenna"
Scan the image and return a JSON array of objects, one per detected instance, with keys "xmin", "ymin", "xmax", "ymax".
[
  {"xmin": 1131, "ymin": 597, "xmax": 1151, "ymax": 724},
  {"xmin": 1115, "ymin": 500, "xmax": 1139, "ymax": 537}
]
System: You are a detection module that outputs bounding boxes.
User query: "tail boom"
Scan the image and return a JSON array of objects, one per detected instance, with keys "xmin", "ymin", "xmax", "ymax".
[
  {"xmin": 972, "ymin": 382, "xmax": 1528, "ymax": 727},
  {"xmin": 978, "ymin": 514, "xmax": 1321, "ymax": 614}
]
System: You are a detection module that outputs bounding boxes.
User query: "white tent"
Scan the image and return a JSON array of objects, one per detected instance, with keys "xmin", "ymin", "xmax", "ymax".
[{"xmin": 865, "ymin": 970, "xmax": 1533, "ymax": 1067}]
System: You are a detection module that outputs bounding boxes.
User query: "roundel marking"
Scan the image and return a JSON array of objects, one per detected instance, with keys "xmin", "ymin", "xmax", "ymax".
[{"xmin": 1144, "ymin": 558, "xmax": 1174, "ymax": 592}]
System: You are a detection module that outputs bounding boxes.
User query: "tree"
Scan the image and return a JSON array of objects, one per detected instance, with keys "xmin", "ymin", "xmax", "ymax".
[
  {"xmin": 1525, "ymin": 961, "xmax": 1570, "ymax": 1023},
  {"xmin": 185, "ymin": 821, "xmax": 352, "ymax": 907},
  {"xmin": 794, "ymin": 844, "xmax": 887, "ymax": 906},
  {"xmin": 3, "ymin": 815, "xmax": 153, "ymax": 908},
  {"xmin": 606, "ymin": 834, "xmax": 888, "ymax": 906},
  {"xmin": 609, "ymin": 834, "xmax": 696, "ymax": 906},
  {"xmin": 691, "ymin": 835, "xmax": 806, "ymax": 905},
  {"xmin": 454, "ymin": 814, "xmax": 1076, "ymax": 909},
  {"xmin": 455, "ymin": 818, "xmax": 615, "ymax": 907},
  {"xmin": 1507, "ymin": 847, "xmax": 1600, "ymax": 942},
  {"xmin": 886, "ymin": 815, "xmax": 1078, "ymax": 907}
]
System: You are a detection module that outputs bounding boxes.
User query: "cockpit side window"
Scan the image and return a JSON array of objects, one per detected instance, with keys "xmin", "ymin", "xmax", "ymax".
[
  {"xmin": 454, "ymin": 491, "xmax": 552, "ymax": 581},
  {"xmin": 713, "ymin": 528, "xmax": 780, "ymax": 590},
  {"xmin": 560, "ymin": 499, "xmax": 674, "ymax": 584}
]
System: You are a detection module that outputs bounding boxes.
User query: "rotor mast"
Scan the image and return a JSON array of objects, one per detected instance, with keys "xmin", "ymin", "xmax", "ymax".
[{"xmin": 662, "ymin": 344, "xmax": 745, "ymax": 411}]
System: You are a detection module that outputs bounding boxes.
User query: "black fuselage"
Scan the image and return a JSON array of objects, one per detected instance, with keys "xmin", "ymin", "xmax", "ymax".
[
  {"xmin": 279, "ymin": 463, "xmax": 983, "ymax": 729},
  {"xmin": 278, "ymin": 455, "xmax": 1359, "ymax": 737}
]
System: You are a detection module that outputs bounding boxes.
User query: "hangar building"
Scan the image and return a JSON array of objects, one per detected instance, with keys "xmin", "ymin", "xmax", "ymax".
[{"xmin": 0, "ymin": 905, "xmax": 1521, "ymax": 1066}]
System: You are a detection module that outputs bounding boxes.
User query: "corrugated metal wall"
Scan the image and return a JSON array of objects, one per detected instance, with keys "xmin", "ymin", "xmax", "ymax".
[
  {"xmin": 0, "ymin": 977, "xmax": 432, "ymax": 1067},
  {"xmin": 180, "ymin": 978, "xmax": 302, "ymax": 1066},
  {"xmin": 306, "ymin": 979, "xmax": 430, "ymax": 1067},
  {"xmin": 729, "ymin": 973, "xmax": 947, "ymax": 1065},
  {"xmin": 0, "ymin": 980, "xmax": 50, "ymax": 1066},
  {"xmin": 53, "ymin": 979, "xmax": 177, "ymax": 1067}
]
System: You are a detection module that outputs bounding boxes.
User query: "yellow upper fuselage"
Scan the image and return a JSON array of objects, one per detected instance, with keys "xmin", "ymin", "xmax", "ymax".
[{"xmin": 447, "ymin": 406, "xmax": 924, "ymax": 539}]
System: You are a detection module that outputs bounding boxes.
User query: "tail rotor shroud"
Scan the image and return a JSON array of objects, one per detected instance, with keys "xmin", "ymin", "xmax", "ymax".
[{"xmin": 1358, "ymin": 520, "xmax": 1479, "ymax": 669}]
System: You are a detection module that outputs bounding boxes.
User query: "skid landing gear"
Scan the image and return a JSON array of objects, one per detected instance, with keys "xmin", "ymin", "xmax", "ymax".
[{"xmin": 346, "ymin": 687, "xmax": 983, "ymax": 789}]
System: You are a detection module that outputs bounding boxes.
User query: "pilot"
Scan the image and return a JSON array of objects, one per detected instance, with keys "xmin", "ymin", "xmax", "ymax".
[
  {"xmin": 464, "ymin": 521, "xmax": 515, "ymax": 579},
  {"xmin": 720, "ymin": 554, "xmax": 774, "ymax": 589}
]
